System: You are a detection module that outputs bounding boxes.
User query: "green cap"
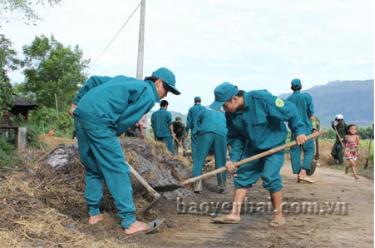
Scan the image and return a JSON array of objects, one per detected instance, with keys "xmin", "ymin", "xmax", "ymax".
[
  {"xmin": 210, "ymin": 82, "xmax": 239, "ymax": 110},
  {"xmin": 291, "ymin": 78, "xmax": 302, "ymax": 88},
  {"xmin": 152, "ymin": 67, "xmax": 180, "ymax": 95}
]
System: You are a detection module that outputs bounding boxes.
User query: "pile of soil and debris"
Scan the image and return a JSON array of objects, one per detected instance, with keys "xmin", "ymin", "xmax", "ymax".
[
  {"xmin": 1, "ymin": 136, "xmax": 373, "ymax": 247},
  {"xmin": 0, "ymin": 137, "xmax": 194, "ymax": 247}
]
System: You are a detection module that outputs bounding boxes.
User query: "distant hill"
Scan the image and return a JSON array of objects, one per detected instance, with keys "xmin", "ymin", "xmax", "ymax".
[
  {"xmin": 280, "ymin": 80, "xmax": 374, "ymax": 127},
  {"xmin": 170, "ymin": 111, "xmax": 187, "ymax": 123}
]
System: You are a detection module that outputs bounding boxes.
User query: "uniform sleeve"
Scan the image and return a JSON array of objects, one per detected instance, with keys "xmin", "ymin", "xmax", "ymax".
[
  {"xmin": 228, "ymin": 137, "xmax": 246, "ymax": 162},
  {"xmin": 116, "ymin": 84, "xmax": 155, "ymax": 135},
  {"xmin": 167, "ymin": 112, "xmax": 172, "ymax": 125},
  {"xmin": 151, "ymin": 112, "xmax": 155, "ymax": 129},
  {"xmin": 305, "ymin": 94, "xmax": 315, "ymax": 118},
  {"xmin": 264, "ymin": 97, "xmax": 305, "ymax": 136},
  {"xmin": 73, "ymin": 76, "xmax": 112, "ymax": 104},
  {"xmin": 196, "ymin": 108, "xmax": 207, "ymax": 130},
  {"xmin": 185, "ymin": 109, "xmax": 193, "ymax": 132},
  {"xmin": 226, "ymin": 116, "xmax": 245, "ymax": 162}
]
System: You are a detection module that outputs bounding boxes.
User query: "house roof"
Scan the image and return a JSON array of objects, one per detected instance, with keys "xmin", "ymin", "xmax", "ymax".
[{"xmin": 13, "ymin": 96, "xmax": 37, "ymax": 107}]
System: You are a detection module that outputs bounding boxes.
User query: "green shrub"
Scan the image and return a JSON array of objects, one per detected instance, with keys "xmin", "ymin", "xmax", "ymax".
[
  {"xmin": 321, "ymin": 127, "xmax": 374, "ymax": 140},
  {"xmin": 28, "ymin": 106, "xmax": 74, "ymax": 137},
  {"xmin": 26, "ymin": 124, "xmax": 46, "ymax": 148},
  {"xmin": 358, "ymin": 126, "xmax": 374, "ymax": 139},
  {"xmin": 0, "ymin": 136, "xmax": 18, "ymax": 168}
]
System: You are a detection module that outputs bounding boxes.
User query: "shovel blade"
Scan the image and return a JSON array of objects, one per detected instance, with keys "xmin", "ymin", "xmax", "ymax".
[{"xmin": 153, "ymin": 183, "xmax": 182, "ymax": 192}]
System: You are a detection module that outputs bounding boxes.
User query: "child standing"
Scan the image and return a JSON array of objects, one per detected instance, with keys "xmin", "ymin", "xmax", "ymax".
[{"xmin": 344, "ymin": 124, "xmax": 360, "ymax": 179}]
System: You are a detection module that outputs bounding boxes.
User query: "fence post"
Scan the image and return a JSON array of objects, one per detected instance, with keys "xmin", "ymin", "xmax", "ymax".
[{"xmin": 17, "ymin": 127, "xmax": 27, "ymax": 152}]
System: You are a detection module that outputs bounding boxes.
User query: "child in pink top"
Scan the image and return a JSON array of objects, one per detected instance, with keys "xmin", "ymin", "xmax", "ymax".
[{"xmin": 344, "ymin": 124, "xmax": 360, "ymax": 179}]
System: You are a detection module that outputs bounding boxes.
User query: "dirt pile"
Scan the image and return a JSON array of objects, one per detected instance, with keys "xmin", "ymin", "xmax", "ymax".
[
  {"xmin": 44, "ymin": 137, "xmax": 193, "ymax": 199},
  {"xmin": 0, "ymin": 137, "xmax": 193, "ymax": 247}
]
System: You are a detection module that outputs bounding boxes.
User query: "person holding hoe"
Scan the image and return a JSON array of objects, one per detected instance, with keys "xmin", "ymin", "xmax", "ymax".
[
  {"xmin": 287, "ymin": 78, "xmax": 318, "ymax": 183},
  {"xmin": 70, "ymin": 68, "xmax": 180, "ymax": 235},
  {"xmin": 151, "ymin": 100, "xmax": 176, "ymax": 154},
  {"xmin": 186, "ymin": 96, "xmax": 206, "ymax": 160},
  {"xmin": 191, "ymin": 106, "xmax": 228, "ymax": 194},
  {"xmin": 209, "ymin": 82, "xmax": 306, "ymax": 227}
]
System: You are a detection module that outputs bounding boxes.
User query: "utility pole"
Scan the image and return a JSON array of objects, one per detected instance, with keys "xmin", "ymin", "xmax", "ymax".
[{"xmin": 136, "ymin": 0, "xmax": 146, "ymax": 79}]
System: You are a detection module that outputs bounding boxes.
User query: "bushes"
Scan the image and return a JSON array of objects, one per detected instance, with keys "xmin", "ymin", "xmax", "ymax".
[
  {"xmin": 0, "ymin": 137, "xmax": 19, "ymax": 168},
  {"xmin": 321, "ymin": 126, "xmax": 373, "ymax": 140},
  {"xmin": 26, "ymin": 124, "xmax": 45, "ymax": 148},
  {"xmin": 358, "ymin": 126, "xmax": 374, "ymax": 139},
  {"xmin": 28, "ymin": 106, "xmax": 74, "ymax": 137}
]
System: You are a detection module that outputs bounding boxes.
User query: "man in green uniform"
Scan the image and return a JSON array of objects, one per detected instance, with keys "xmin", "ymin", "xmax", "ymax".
[
  {"xmin": 210, "ymin": 82, "xmax": 306, "ymax": 227},
  {"xmin": 151, "ymin": 100, "xmax": 176, "ymax": 154},
  {"xmin": 186, "ymin": 96, "xmax": 205, "ymax": 160},
  {"xmin": 287, "ymin": 79, "xmax": 318, "ymax": 183},
  {"xmin": 331, "ymin": 114, "xmax": 347, "ymax": 164},
  {"xmin": 192, "ymin": 107, "xmax": 227, "ymax": 193},
  {"xmin": 71, "ymin": 67, "xmax": 180, "ymax": 235}
]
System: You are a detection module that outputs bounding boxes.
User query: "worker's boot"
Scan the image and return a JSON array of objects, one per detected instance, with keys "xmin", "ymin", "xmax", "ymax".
[{"xmin": 193, "ymin": 180, "xmax": 202, "ymax": 193}]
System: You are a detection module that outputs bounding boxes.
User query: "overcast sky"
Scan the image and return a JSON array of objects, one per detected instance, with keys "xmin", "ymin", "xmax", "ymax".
[{"xmin": 1, "ymin": 0, "xmax": 374, "ymax": 113}]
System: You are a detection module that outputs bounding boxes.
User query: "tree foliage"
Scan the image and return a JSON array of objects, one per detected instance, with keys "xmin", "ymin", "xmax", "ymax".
[
  {"xmin": 0, "ymin": 34, "xmax": 20, "ymax": 113},
  {"xmin": 22, "ymin": 35, "xmax": 89, "ymax": 111},
  {"xmin": 0, "ymin": 0, "xmax": 62, "ymax": 24},
  {"xmin": 0, "ymin": 136, "xmax": 19, "ymax": 168},
  {"xmin": 27, "ymin": 105, "xmax": 74, "ymax": 137}
]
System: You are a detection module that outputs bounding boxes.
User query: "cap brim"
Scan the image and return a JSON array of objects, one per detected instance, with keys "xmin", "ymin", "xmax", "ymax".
[
  {"xmin": 209, "ymin": 100, "xmax": 225, "ymax": 110},
  {"xmin": 166, "ymin": 85, "xmax": 181, "ymax": 95}
]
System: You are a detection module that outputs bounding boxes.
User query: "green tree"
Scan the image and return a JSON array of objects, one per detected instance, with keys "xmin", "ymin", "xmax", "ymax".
[
  {"xmin": 0, "ymin": 0, "xmax": 62, "ymax": 24},
  {"xmin": 0, "ymin": 34, "xmax": 20, "ymax": 115},
  {"xmin": 22, "ymin": 35, "xmax": 89, "ymax": 111},
  {"xmin": 358, "ymin": 126, "xmax": 374, "ymax": 139}
]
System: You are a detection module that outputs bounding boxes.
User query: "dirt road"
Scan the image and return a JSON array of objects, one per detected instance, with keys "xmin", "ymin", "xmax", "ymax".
[
  {"xmin": 136, "ymin": 163, "xmax": 373, "ymax": 248},
  {"xmin": 6, "ymin": 156, "xmax": 370, "ymax": 247}
]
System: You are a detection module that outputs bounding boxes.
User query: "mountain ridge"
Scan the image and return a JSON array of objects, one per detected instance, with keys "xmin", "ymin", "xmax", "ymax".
[{"xmin": 279, "ymin": 80, "xmax": 374, "ymax": 126}]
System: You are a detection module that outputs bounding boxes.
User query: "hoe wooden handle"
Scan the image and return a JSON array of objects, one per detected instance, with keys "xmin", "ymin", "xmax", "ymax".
[{"xmin": 182, "ymin": 131, "xmax": 324, "ymax": 186}]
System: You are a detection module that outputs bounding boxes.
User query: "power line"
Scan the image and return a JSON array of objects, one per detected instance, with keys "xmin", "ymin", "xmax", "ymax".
[{"xmin": 91, "ymin": 1, "xmax": 141, "ymax": 67}]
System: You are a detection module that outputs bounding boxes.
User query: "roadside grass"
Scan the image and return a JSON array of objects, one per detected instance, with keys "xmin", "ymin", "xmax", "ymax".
[{"xmin": 319, "ymin": 139, "xmax": 373, "ymax": 179}]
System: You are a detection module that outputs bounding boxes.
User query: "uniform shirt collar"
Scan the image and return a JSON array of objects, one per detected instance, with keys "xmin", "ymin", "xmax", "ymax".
[
  {"xmin": 146, "ymin": 80, "xmax": 160, "ymax": 103},
  {"xmin": 240, "ymin": 91, "xmax": 250, "ymax": 112}
]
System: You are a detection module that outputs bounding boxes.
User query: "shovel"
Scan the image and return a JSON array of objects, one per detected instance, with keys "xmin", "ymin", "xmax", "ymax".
[
  {"xmin": 77, "ymin": 158, "xmax": 161, "ymax": 214},
  {"xmin": 128, "ymin": 164, "xmax": 162, "ymax": 214},
  {"xmin": 155, "ymin": 131, "xmax": 324, "ymax": 192}
]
